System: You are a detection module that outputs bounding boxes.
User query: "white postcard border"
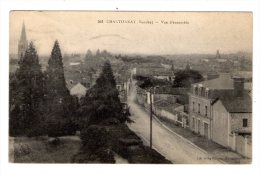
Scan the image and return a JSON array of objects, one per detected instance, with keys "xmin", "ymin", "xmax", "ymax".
[{"xmin": 0, "ymin": 0, "xmax": 259, "ymax": 174}]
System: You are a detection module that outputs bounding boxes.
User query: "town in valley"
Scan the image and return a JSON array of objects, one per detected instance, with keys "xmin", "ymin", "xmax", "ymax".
[{"xmin": 9, "ymin": 12, "xmax": 252, "ymax": 164}]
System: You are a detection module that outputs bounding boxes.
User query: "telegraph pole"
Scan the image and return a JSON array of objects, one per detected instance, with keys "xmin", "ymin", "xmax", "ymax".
[{"xmin": 149, "ymin": 88, "xmax": 153, "ymax": 149}]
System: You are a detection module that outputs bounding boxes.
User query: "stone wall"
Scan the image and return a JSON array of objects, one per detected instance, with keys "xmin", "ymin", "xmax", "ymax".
[{"xmin": 230, "ymin": 113, "xmax": 252, "ymax": 132}]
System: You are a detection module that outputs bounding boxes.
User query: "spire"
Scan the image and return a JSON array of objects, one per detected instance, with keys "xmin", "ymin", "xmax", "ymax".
[
  {"xmin": 216, "ymin": 49, "xmax": 221, "ymax": 59},
  {"xmin": 18, "ymin": 22, "xmax": 28, "ymax": 58},
  {"xmin": 20, "ymin": 22, "xmax": 27, "ymax": 42}
]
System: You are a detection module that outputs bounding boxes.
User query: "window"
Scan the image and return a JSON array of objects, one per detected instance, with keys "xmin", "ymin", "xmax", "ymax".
[
  {"xmin": 195, "ymin": 87, "xmax": 198, "ymax": 95},
  {"xmin": 198, "ymin": 120, "xmax": 201, "ymax": 133},
  {"xmin": 205, "ymin": 106, "xmax": 208, "ymax": 117},
  {"xmin": 193, "ymin": 85, "xmax": 197, "ymax": 94},
  {"xmin": 200, "ymin": 87, "xmax": 204, "ymax": 96},
  {"xmin": 192, "ymin": 102, "xmax": 195, "ymax": 112},
  {"xmin": 198, "ymin": 103, "xmax": 200, "ymax": 114},
  {"xmin": 192, "ymin": 118, "xmax": 195, "ymax": 129},
  {"xmin": 205, "ymin": 88, "xmax": 209, "ymax": 98},
  {"xmin": 243, "ymin": 119, "xmax": 248, "ymax": 127}
]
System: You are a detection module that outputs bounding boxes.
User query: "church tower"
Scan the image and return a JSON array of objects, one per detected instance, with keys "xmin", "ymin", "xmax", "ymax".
[
  {"xmin": 216, "ymin": 49, "xmax": 221, "ymax": 59},
  {"xmin": 18, "ymin": 22, "xmax": 28, "ymax": 59}
]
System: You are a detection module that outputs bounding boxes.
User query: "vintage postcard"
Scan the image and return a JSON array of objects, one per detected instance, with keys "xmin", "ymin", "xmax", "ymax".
[{"xmin": 9, "ymin": 11, "xmax": 252, "ymax": 164}]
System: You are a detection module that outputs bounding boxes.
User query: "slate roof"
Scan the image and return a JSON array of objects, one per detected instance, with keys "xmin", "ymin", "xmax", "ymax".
[
  {"xmin": 154, "ymin": 99, "xmax": 183, "ymax": 114},
  {"xmin": 232, "ymin": 71, "xmax": 252, "ymax": 80},
  {"xmin": 154, "ymin": 99, "xmax": 172, "ymax": 108},
  {"xmin": 193, "ymin": 73, "xmax": 252, "ymax": 113},
  {"xmin": 216, "ymin": 92, "xmax": 252, "ymax": 113},
  {"xmin": 221, "ymin": 96, "xmax": 251, "ymax": 113},
  {"xmin": 164, "ymin": 103, "xmax": 184, "ymax": 113},
  {"xmin": 193, "ymin": 73, "xmax": 252, "ymax": 90},
  {"xmin": 154, "ymin": 86, "xmax": 189, "ymax": 95}
]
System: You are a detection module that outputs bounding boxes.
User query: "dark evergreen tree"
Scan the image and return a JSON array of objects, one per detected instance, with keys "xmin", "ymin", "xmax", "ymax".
[
  {"xmin": 100, "ymin": 50, "xmax": 110, "ymax": 58},
  {"xmin": 45, "ymin": 40, "xmax": 75, "ymax": 136},
  {"xmin": 96, "ymin": 49, "xmax": 101, "ymax": 58},
  {"xmin": 96, "ymin": 61, "xmax": 117, "ymax": 87},
  {"xmin": 78, "ymin": 61, "xmax": 128, "ymax": 128},
  {"xmin": 85, "ymin": 49, "xmax": 93, "ymax": 60},
  {"xmin": 173, "ymin": 69, "xmax": 204, "ymax": 88},
  {"xmin": 46, "ymin": 40, "xmax": 68, "ymax": 105},
  {"xmin": 9, "ymin": 42, "xmax": 44, "ymax": 136}
]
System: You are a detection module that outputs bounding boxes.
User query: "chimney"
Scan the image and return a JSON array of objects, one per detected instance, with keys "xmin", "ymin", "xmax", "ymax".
[{"xmin": 233, "ymin": 77, "xmax": 244, "ymax": 97}]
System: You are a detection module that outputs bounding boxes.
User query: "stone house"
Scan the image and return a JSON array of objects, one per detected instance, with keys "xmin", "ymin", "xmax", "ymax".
[
  {"xmin": 212, "ymin": 91, "xmax": 252, "ymax": 157},
  {"xmin": 189, "ymin": 74, "xmax": 251, "ymax": 139}
]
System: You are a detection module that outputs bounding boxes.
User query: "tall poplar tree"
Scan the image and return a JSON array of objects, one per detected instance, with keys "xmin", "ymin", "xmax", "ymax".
[
  {"xmin": 45, "ymin": 40, "xmax": 75, "ymax": 136},
  {"xmin": 9, "ymin": 42, "xmax": 44, "ymax": 136}
]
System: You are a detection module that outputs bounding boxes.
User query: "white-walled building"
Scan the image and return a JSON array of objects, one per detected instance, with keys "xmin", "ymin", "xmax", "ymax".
[{"xmin": 70, "ymin": 83, "xmax": 88, "ymax": 99}]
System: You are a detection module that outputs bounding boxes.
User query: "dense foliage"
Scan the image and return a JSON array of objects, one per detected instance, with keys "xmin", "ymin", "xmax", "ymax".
[
  {"xmin": 45, "ymin": 40, "xmax": 77, "ymax": 136},
  {"xmin": 85, "ymin": 49, "xmax": 112, "ymax": 60},
  {"xmin": 76, "ymin": 121, "xmax": 171, "ymax": 163},
  {"xmin": 173, "ymin": 69, "xmax": 204, "ymax": 88},
  {"xmin": 9, "ymin": 42, "xmax": 45, "ymax": 136},
  {"xmin": 78, "ymin": 61, "xmax": 129, "ymax": 128},
  {"xmin": 10, "ymin": 41, "xmax": 77, "ymax": 137},
  {"xmin": 133, "ymin": 75, "xmax": 172, "ymax": 89}
]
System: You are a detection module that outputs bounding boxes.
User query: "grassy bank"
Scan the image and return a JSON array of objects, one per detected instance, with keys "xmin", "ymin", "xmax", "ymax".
[
  {"xmin": 9, "ymin": 136, "xmax": 81, "ymax": 163},
  {"xmin": 9, "ymin": 120, "xmax": 171, "ymax": 163}
]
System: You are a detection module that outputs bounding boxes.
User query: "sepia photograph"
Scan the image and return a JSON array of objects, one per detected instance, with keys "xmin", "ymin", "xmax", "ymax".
[{"xmin": 8, "ymin": 11, "xmax": 252, "ymax": 164}]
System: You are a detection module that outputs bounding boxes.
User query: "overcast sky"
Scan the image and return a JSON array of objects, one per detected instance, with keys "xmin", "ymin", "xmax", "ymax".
[{"xmin": 10, "ymin": 11, "xmax": 252, "ymax": 55}]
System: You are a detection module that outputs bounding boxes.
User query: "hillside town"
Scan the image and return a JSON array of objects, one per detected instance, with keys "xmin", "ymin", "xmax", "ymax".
[{"xmin": 9, "ymin": 15, "xmax": 252, "ymax": 164}]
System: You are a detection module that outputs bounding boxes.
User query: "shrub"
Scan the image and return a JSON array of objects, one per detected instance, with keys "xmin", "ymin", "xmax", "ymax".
[
  {"xmin": 27, "ymin": 123, "xmax": 47, "ymax": 137},
  {"xmin": 80, "ymin": 125, "xmax": 108, "ymax": 150},
  {"xmin": 46, "ymin": 111, "xmax": 76, "ymax": 137},
  {"xmin": 14, "ymin": 143, "xmax": 31, "ymax": 158}
]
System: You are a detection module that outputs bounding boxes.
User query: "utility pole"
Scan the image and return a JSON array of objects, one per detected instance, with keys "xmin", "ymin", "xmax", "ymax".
[{"xmin": 149, "ymin": 88, "xmax": 153, "ymax": 149}]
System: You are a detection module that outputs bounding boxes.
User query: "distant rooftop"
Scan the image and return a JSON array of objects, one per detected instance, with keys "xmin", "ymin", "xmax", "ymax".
[
  {"xmin": 154, "ymin": 86, "xmax": 189, "ymax": 95},
  {"xmin": 154, "ymin": 99, "xmax": 183, "ymax": 114},
  {"xmin": 232, "ymin": 71, "xmax": 252, "ymax": 80},
  {"xmin": 193, "ymin": 73, "xmax": 251, "ymax": 90},
  {"xmin": 70, "ymin": 82, "xmax": 88, "ymax": 98}
]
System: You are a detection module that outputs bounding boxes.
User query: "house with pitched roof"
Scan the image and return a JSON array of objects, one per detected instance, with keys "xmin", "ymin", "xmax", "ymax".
[
  {"xmin": 212, "ymin": 89, "xmax": 252, "ymax": 157},
  {"xmin": 188, "ymin": 73, "xmax": 251, "ymax": 139},
  {"xmin": 70, "ymin": 83, "xmax": 88, "ymax": 99}
]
